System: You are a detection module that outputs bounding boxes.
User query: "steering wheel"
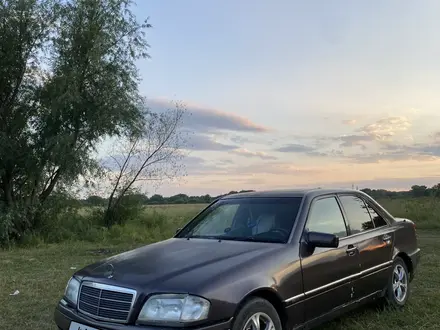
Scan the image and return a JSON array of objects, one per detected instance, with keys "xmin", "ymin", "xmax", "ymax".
[{"xmin": 268, "ymin": 228, "xmax": 290, "ymax": 238}]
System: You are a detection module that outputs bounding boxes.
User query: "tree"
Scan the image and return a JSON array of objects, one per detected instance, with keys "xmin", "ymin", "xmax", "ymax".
[
  {"xmin": 101, "ymin": 103, "xmax": 187, "ymax": 228},
  {"xmin": 0, "ymin": 0, "xmax": 151, "ymax": 244},
  {"xmin": 85, "ymin": 195, "xmax": 106, "ymax": 206},
  {"xmin": 410, "ymin": 185, "xmax": 428, "ymax": 198},
  {"xmin": 431, "ymin": 183, "xmax": 440, "ymax": 198},
  {"xmin": 149, "ymin": 194, "xmax": 164, "ymax": 204}
]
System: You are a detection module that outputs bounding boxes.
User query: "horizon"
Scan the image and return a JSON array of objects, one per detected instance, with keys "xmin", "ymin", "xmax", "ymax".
[
  {"xmin": 84, "ymin": 182, "xmax": 435, "ymax": 199},
  {"xmin": 98, "ymin": 1, "xmax": 440, "ymax": 197}
]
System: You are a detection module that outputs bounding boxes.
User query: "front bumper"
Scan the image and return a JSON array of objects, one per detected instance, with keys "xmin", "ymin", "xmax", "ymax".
[{"xmin": 55, "ymin": 302, "xmax": 232, "ymax": 330}]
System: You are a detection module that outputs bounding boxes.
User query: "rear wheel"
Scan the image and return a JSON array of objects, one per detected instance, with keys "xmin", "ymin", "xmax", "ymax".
[
  {"xmin": 232, "ymin": 297, "xmax": 282, "ymax": 330},
  {"xmin": 384, "ymin": 257, "xmax": 410, "ymax": 308}
]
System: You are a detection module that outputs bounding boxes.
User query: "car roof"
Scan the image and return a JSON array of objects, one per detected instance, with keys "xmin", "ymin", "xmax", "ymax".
[{"xmin": 220, "ymin": 188, "xmax": 363, "ymax": 200}]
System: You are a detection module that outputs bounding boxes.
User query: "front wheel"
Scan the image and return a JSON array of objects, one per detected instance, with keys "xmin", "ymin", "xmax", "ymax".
[
  {"xmin": 232, "ymin": 297, "xmax": 282, "ymax": 330},
  {"xmin": 384, "ymin": 257, "xmax": 410, "ymax": 308}
]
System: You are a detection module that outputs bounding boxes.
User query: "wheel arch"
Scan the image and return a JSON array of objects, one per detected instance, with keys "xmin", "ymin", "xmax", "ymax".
[
  {"xmin": 234, "ymin": 288, "xmax": 287, "ymax": 330},
  {"xmin": 394, "ymin": 252, "xmax": 413, "ymax": 278}
]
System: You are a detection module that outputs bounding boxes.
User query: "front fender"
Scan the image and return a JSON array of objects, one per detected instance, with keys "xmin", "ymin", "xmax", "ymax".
[{"xmin": 201, "ymin": 273, "xmax": 279, "ymax": 322}]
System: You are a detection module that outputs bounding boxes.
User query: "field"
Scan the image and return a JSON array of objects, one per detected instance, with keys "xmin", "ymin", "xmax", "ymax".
[{"xmin": 1, "ymin": 199, "xmax": 439, "ymax": 329}]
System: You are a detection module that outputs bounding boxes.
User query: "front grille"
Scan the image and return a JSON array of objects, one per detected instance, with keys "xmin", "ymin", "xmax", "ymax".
[{"xmin": 78, "ymin": 281, "xmax": 137, "ymax": 323}]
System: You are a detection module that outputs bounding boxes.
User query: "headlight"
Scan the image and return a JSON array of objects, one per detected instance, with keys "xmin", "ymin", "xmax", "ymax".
[
  {"xmin": 137, "ymin": 294, "xmax": 210, "ymax": 323},
  {"xmin": 64, "ymin": 277, "xmax": 80, "ymax": 305}
]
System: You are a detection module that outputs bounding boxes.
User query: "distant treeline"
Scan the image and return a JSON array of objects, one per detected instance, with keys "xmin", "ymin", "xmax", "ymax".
[
  {"xmin": 80, "ymin": 190, "xmax": 256, "ymax": 206},
  {"xmin": 80, "ymin": 184, "xmax": 440, "ymax": 206},
  {"xmin": 361, "ymin": 184, "xmax": 440, "ymax": 199}
]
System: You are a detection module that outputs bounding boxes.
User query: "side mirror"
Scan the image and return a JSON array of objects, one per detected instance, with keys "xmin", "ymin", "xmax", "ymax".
[
  {"xmin": 307, "ymin": 231, "xmax": 339, "ymax": 248},
  {"xmin": 175, "ymin": 228, "xmax": 182, "ymax": 234}
]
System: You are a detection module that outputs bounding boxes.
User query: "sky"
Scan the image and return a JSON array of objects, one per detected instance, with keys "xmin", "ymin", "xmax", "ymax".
[{"xmin": 100, "ymin": 0, "xmax": 440, "ymax": 197}]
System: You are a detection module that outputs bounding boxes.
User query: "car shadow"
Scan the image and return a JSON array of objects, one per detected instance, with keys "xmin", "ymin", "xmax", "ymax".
[{"xmin": 314, "ymin": 302, "xmax": 384, "ymax": 329}]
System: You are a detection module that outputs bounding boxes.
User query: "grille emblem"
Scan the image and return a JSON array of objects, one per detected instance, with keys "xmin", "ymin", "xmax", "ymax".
[{"xmin": 104, "ymin": 264, "xmax": 114, "ymax": 279}]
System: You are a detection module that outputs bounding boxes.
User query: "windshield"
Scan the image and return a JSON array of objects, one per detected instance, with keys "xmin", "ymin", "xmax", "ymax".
[{"xmin": 175, "ymin": 197, "xmax": 303, "ymax": 243}]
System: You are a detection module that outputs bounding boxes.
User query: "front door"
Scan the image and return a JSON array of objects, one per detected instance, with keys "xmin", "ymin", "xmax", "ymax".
[
  {"xmin": 300, "ymin": 196, "xmax": 360, "ymax": 322},
  {"xmin": 337, "ymin": 194, "xmax": 394, "ymax": 299}
]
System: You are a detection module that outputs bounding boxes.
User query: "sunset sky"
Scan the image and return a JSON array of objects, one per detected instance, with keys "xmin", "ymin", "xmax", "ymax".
[{"xmin": 104, "ymin": 1, "xmax": 440, "ymax": 196}]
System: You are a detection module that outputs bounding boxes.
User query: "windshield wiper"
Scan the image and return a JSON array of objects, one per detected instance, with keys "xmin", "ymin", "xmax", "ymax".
[
  {"xmin": 184, "ymin": 235, "xmax": 224, "ymax": 240},
  {"xmin": 216, "ymin": 236, "xmax": 284, "ymax": 243},
  {"xmin": 183, "ymin": 235, "xmax": 284, "ymax": 243}
]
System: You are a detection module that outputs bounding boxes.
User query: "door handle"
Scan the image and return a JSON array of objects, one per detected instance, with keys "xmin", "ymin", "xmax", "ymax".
[
  {"xmin": 346, "ymin": 245, "xmax": 358, "ymax": 256},
  {"xmin": 382, "ymin": 234, "xmax": 392, "ymax": 241}
]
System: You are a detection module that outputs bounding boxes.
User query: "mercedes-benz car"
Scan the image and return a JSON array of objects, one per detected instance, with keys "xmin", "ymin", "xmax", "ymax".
[{"xmin": 55, "ymin": 189, "xmax": 420, "ymax": 330}]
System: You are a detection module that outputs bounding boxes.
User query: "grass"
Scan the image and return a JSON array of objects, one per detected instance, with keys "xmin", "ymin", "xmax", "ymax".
[
  {"xmin": 1, "ymin": 201, "xmax": 440, "ymax": 329},
  {"xmin": 19, "ymin": 203, "xmax": 205, "ymax": 247},
  {"xmin": 377, "ymin": 197, "xmax": 440, "ymax": 229}
]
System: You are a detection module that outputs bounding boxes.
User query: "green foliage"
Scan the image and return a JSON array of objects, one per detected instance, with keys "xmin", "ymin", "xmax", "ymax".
[
  {"xmin": 101, "ymin": 191, "xmax": 145, "ymax": 228},
  {"xmin": 19, "ymin": 204, "xmax": 201, "ymax": 246},
  {"xmin": 86, "ymin": 190, "xmax": 255, "ymax": 206},
  {"xmin": 0, "ymin": 0, "xmax": 151, "ymax": 245},
  {"xmin": 377, "ymin": 197, "xmax": 440, "ymax": 229},
  {"xmin": 4, "ymin": 195, "xmax": 440, "ymax": 248},
  {"xmin": 361, "ymin": 183, "xmax": 440, "ymax": 199}
]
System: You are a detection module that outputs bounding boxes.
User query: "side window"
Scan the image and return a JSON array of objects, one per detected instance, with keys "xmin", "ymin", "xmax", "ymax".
[
  {"xmin": 339, "ymin": 195, "xmax": 374, "ymax": 234},
  {"xmin": 365, "ymin": 201, "xmax": 388, "ymax": 228},
  {"xmin": 306, "ymin": 197, "xmax": 347, "ymax": 238}
]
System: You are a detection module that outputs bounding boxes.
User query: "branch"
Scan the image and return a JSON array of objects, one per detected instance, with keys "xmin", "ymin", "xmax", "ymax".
[
  {"xmin": 111, "ymin": 113, "xmax": 181, "ymax": 208},
  {"xmin": 106, "ymin": 138, "xmax": 139, "ymax": 209},
  {"xmin": 39, "ymin": 167, "xmax": 62, "ymax": 202}
]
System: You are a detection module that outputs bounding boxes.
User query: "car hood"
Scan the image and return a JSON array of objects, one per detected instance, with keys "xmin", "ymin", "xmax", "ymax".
[{"xmin": 76, "ymin": 238, "xmax": 283, "ymax": 291}]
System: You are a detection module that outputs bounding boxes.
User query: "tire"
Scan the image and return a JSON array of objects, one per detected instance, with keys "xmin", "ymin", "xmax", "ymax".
[
  {"xmin": 232, "ymin": 297, "xmax": 282, "ymax": 330},
  {"xmin": 384, "ymin": 257, "xmax": 410, "ymax": 308}
]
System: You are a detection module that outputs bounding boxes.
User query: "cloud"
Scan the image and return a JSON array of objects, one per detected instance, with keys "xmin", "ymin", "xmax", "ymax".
[
  {"xmin": 273, "ymin": 176, "xmax": 440, "ymax": 192},
  {"xmin": 185, "ymin": 133, "xmax": 238, "ymax": 151},
  {"xmin": 230, "ymin": 148, "xmax": 277, "ymax": 160},
  {"xmin": 359, "ymin": 116, "xmax": 411, "ymax": 140},
  {"xmin": 408, "ymin": 108, "xmax": 421, "ymax": 115},
  {"xmin": 342, "ymin": 119, "xmax": 357, "ymax": 125},
  {"xmin": 337, "ymin": 134, "xmax": 374, "ymax": 148},
  {"xmin": 275, "ymin": 143, "xmax": 316, "ymax": 153},
  {"xmin": 183, "ymin": 156, "xmax": 231, "ymax": 175},
  {"xmin": 230, "ymin": 135, "xmax": 252, "ymax": 144},
  {"xmin": 146, "ymin": 99, "xmax": 271, "ymax": 133},
  {"xmin": 341, "ymin": 142, "xmax": 440, "ymax": 164},
  {"xmin": 273, "ymin": 142, "xmax": 344, "ymax": 158},
  {"xmin": 279, "ymin": 116, "xmax": 419, "ymax": 160},
  {"xmin": 432, "ymin": 131, "xmax": 440, "ymax": 141},
  {"xmin": 271, "ymin": 114, "xmax": 437, "ymax": 163},
  {"xmin": 310, "ymin": 149, "xmax": 344, "ymax": 157},
  {"xmin": 390, "ymin": 143, "xmax": 440, "ymax": 157},
  {"xmin": 207, "ymin": 161, "xmax": 324, "ymax": 177}
]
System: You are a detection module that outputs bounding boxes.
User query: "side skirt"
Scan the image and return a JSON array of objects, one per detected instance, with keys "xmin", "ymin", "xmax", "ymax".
[{"xmin": 291, "ymin": 290, "xmax": 383, "ymax": 330}]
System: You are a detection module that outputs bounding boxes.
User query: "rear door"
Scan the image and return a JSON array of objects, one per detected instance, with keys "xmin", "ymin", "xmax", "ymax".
[
  {"xmin": 300, "ymin": 196, "xmax": 361, "ymax": 321},
  {"xmin": 337, "ymin": 194, "xmax": 394, "ymax": 299}
]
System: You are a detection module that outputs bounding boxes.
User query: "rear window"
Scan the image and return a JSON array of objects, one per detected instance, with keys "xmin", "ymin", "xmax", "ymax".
[
  {"xmin": 338, "ymin": 195, "xmax": 375, "ymax": 234},
  {"xmin": 176, "ymin": 197, "xmax": 303, "ymax": 243}
]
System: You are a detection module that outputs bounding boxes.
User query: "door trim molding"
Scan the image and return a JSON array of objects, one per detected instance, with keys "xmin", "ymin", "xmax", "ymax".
[{"xmin": 284, "ymin": 260, "xmax": 392, "ymax": 304}]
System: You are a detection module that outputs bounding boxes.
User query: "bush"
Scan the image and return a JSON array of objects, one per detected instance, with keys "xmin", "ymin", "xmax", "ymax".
[
  {"xmin": 377, "ymin": 197, "xmax": 440, "ymax": 229},
  {"xmin": 11, "ymin": 201, "xmax": 202, "ymax": 247},
  {"xmin": 7, "ymin": 196, "xmax": 440, "ymax": 249},
  {"xmin": 102, "ymin": 193, "xmax": 146, "ymax": 228}
]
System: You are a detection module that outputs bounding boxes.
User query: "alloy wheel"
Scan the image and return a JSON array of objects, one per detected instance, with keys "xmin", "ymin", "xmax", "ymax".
[
  {"xmin": 242, "ymin": 312, "xmax": 276, "ymax": 330},
  {"xmin": 393, "ymin": 264, "xmax": 408, "ymax": 303}
]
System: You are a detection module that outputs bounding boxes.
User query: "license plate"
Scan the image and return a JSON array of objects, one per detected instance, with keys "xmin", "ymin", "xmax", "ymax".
[{"xmin": 69, "ymin": 321, "xmax": 99, "ymax": 330}]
